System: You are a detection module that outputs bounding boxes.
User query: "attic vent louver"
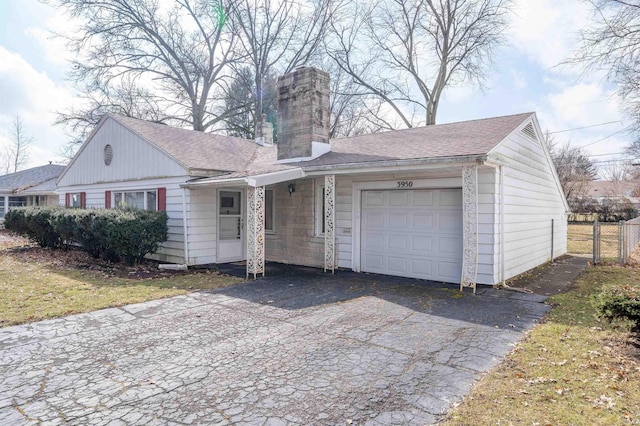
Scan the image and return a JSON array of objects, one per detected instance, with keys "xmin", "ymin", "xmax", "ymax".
[
  {"xmin": 521, "ymin": 122, "xmax": 538, "ymax": 141},
  {"xmin": 104, "ymin": 144, "xmax": 113, "ymax": 165}
]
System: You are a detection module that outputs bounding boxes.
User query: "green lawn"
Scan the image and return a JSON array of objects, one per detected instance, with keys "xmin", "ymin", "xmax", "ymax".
[
  {"xmin": 0, "ymin": 237, "xmax": 241, "ymax": 327},
  {"xmin": 443, "ymin": 265, "xmax": 640, "ymax": 425}
]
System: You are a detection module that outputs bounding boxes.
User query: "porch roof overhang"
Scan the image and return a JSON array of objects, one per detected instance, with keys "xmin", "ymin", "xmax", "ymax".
[
  {"xmin": 181, "ymin": 154, "xmax": 490, "ymax": 189},
  {"xmin": 181, "ymin": 168, "xmax": 305, "ymax": 189}
]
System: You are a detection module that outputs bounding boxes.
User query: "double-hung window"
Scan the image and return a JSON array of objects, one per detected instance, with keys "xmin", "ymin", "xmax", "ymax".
[{"xmin": 113, "ymin": 190, "xmax": 158, "ymax": 211}]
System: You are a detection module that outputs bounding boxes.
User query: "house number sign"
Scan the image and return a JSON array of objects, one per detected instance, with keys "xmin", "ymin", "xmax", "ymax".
[{"xmin": 397, "ymin": 180, "xmax": 414, "ymax": 188}]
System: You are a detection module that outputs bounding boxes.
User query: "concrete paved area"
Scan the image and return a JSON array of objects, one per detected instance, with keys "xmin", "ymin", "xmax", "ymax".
[{"xmin": 0, "ymin": 271, "xmax": 553, "ymax": 425}]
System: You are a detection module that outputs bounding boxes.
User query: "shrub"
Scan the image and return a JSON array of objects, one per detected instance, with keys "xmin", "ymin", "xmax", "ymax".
[
  {"xmin": 105, "ymin": 209, "xmax": 168, "ymax": 265},
  {"xmin": 5, "ymin": 207, "xmax": 60, "ymax": 248},
  {"xmin": 4, "ymin": 206, "xmax": 168, "ymax": 264},
  {"xmin": 592, "ymin": 285, "xmax": 640, "ymax": 331}
]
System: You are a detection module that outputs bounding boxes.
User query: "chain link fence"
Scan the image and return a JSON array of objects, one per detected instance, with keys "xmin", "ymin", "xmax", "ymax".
[{"xmin": 591, "ymin": 218, "xmax": 640, "ymax": 264}]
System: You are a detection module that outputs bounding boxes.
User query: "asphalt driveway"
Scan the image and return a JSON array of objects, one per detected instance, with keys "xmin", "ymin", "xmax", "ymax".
[{"xmin": 0, "ymin": 270, "xmax": 551, "ymax": 425}]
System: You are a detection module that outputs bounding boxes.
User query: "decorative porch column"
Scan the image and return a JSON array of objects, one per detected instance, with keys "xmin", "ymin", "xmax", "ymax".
[
  {"xmin": 324, "ymin": 174, "xmax": 336, "ymax": 273},
  {"xmin": 461, "ymin": 165, "xmax": 478, "ymax": 293},
  {"xmin": 246, "ymin": 186, "xmax": 265, "ymax": 279}
]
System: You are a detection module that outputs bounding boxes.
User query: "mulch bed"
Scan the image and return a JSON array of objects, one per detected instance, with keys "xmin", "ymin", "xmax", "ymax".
[{"xmin": 0, "ymin": 229, "xmax": 214, "ymax": 280}]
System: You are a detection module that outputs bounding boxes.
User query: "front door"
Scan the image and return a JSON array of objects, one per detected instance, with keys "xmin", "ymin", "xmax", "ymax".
[{"xmin": 217, "ymin": 190, "xmax": 244, "ymax": 262}]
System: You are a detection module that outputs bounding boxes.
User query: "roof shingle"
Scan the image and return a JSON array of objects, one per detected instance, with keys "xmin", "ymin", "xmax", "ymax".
[{"xmin": 0, "ymin": 164, "xmax": 66, "ymax": 193}]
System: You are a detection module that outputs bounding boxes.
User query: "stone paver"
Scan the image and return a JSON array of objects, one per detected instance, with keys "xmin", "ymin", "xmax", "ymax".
[{"xmin": 0, "ymin": 271, "xmax": 552, "ymax": 425}]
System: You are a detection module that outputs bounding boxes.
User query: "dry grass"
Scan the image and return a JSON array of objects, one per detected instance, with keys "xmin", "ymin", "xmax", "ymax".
[
  {"xmin": 443, "ymin": 265, "xmax": 640, "ymax": 426},
  {"xmin": 0, "ymin": 232, "xmax": 242, "ymax": 327},
  {"xmin": 568, "ymin": 223, "xmax": 619, "ymax": 257}
]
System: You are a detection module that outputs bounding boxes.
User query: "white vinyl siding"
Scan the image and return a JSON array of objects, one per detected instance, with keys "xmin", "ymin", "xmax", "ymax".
[
  {"xmin": 489, "ymin": 120, "xmax": 568, "ymax": 282},
  {"xmin": 57, "ymin": 117, "xmax": 188, "ymax": 187}
]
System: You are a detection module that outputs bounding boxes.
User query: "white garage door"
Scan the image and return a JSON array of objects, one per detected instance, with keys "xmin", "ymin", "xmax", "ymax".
[{"xmin": 361, "ymin": 188, "xmax": 463, "ymax": 283}]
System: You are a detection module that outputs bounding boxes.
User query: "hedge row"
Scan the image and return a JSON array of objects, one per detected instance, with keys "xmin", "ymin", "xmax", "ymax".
[{"xmin": 4, "ymin": 206, "xmax": 168, "ymax": 265}]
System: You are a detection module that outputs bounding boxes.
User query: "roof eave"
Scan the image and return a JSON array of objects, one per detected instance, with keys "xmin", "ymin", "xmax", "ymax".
[{"xmin": 302, "ymin": 154, "xmax": 488, "ymax": 175}]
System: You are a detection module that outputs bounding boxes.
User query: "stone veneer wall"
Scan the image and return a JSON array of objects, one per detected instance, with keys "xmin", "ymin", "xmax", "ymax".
[{"xmin": 265, "ymin": 178, "xmax": 325, "ymax": 267}]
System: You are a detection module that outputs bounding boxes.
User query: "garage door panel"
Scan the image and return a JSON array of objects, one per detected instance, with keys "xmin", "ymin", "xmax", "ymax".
[
  {"xmin": 413, "ymin": 191, "xmax": 434, "ymax": 206},
  {"xmin": 389, "ymin": 191, "xmax": 409, "ymax": 206},
  {"xmin": 388, "ymin": 212, "xmax": 408, "ymax": 229},
  {"xmin": 388, "ymin": 234, "xmax": 408, "ymax": 250},
  {"xmin": 363, "ymin": 191, "xmax": 385, "ymax": 207},
  {"xmin": 439, "ymin": 189, "xmax": 463, "ymax": 206},
  {"xmin": 363, "ymin": 232, "xmax": 384, "ymax": 250},
  {"xmin": 412, "ymin": 212, "xmax": 433, "ymax": 229},
  {"xmin": 361, "ymin": 188, "xmax": 462, "ymax": 283},
  {"xmin": 437, "ymin": 261, "xmax": 460, "ymax": 282},
  {"xmin": 363, "ymin": 253, "xmax": 384, "ymax": 270},
  {"xmin": 437, "ymin": 237, "xmax": 462, "ymax": 255},
  {"xmin": 411, "ymin": 259, "xmax": 433, "ymax": 275},
  {"xmin": 412, "ymin": 235, "xmax": 433, "ymax": 253},
  {"xmin": 438, "ymin": 212, "xmax": 463, "ymax": 232},
  {"xmin": 387, "ymin": 256, "xmax": 407, "ymax": 273},
  {"xmin": 364, "ymin": 211, "xmax": 385, "ymax": 227}
]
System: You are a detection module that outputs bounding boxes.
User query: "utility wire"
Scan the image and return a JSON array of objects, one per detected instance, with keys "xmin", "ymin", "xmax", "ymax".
[{"xmin": 548, "ymin": 121, "xmax": 623, "ymax": 134}]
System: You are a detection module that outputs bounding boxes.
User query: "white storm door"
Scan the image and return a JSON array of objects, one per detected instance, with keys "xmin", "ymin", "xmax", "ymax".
[
  {"xmin": 360, "ymin": 189, "xmax": 463, "ymax": 283},
  {"xmin": 217, "ymin": 190, "xmax": 244, "ymax": 262}
]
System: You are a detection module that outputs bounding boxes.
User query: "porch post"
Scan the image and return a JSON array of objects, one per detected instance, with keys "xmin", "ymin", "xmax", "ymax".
[
  {"xmin": 461, "ymin": 165, "xmax": 478, "ymax": 293},
  {"xmin": 324, "ymin": 174, "xmax": 336, "ymax": 273},
  {"xmin": 246, "ymin": 186, "xmax": 265, "ymax": 279}
]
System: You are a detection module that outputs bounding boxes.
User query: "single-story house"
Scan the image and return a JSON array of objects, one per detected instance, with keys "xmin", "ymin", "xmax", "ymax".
[
  {"xmin": 587, "ymin": 180, "xmax": 640, "ymax": 207},
  {"xmin": 56, "ymin": 67, "xmax": 568, "ymax": 290},
  {"xmin": 0, "ymin": 163, "xmax": 65, "ymax": 221}
]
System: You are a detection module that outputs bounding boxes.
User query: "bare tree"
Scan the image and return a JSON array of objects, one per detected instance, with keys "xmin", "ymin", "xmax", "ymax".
[
  {"xmin": 2, "ymin": 116, "xmax": 34, "ymax": 174},
  {"xmin": 326, "ymin": 0, "xmax": 510, "ymax": 128},
  {"xmin": 229, "ymin": 0, "xmax": 335, "ymax": 139},
  {"xmin": 570, "ymin": 0, "xmax": 640, "ymax": 136},
  {"xmin": 547, "ymin": 134, "xmax": 598, "ymax": 201},
  {"xmin": 51, "ymin": 0, "xmax": 239, "ymax": 145},
  {"xmin": 57, "ymin": 76, "xmax": 169, "ymax": 146}
]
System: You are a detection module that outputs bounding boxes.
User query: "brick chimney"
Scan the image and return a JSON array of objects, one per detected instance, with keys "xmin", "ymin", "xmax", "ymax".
[{"xmin": 276, "ymin": 67, "xmax": 330, "ymax": 162}]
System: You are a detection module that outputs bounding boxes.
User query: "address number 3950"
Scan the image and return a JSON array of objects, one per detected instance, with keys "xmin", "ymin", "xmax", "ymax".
[{"xmin": 397, "ymin": 181, "xmax": 413, "ymax": 188}]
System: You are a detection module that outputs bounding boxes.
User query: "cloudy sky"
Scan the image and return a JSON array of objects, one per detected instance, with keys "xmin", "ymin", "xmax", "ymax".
[{"xmin": 0, "ymin": 0, "xmax": 632, "ymax": 177}]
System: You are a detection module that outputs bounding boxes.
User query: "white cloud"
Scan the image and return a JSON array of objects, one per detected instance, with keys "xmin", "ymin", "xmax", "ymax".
[
  {"xmin": 509, "ymin": 0, "xmax": 589, "ymax": 71},
  {"xmin": 0, "ymin": 46, "xmax": 78, "ymax": 168}
]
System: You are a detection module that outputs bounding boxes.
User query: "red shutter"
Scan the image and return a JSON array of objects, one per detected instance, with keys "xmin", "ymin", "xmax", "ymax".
[
  {"xmin": 80, "ymin": 192, "xmax": 86, "ymax": 208},
  {"xmin": 158, "ymin": 188, "xmax": 167, "ymax": 211},
  {"xmin": 105, "ymin": 191, "xmax": 111, "ymax": 209},
  {"xmin": 65, "ymin": 193, "xmax": 70, "ymax": 207}
]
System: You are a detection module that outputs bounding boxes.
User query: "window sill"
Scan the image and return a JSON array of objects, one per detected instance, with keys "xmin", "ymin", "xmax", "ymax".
[{"xmin": 311, "ymin": 236, "xmax": 325, "ymax": 244}]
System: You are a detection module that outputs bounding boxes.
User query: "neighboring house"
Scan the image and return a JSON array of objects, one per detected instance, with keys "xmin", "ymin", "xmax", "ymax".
[
  {"xmin": 56, "ymin": 67, "xmax": 568, "ymax": 289},
  {"xmin": 586, "ymin": 180, "xmax": 640, "ymax": 208},
  {"xmin": 0, "ymin": 163, "xmax": 65, "ymax": 221}
]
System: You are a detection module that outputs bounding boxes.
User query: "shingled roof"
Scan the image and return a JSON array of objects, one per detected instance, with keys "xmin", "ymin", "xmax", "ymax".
[
  {"xmin": 0, "ymin": 164, "xmax": 65, "ymax": 193},
  {"xmin": 300, "ymin": 112, "xmax": 534, "ymax": 168},
  {"xmin": 111, "ymin": 115, "xmax": 260, "ymax": 172},
  {"xmin": 104, "ymin": 111, "xmax": 534, "ymax": 183}
]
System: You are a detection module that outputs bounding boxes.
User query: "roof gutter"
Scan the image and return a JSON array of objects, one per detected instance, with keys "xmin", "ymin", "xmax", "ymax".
[
  {"xmin": 181, "ymin": 168, "xmax": 305, "ymax": 189},
  {"xmin": 302, "ymin": 154, "xmax": 488, "ymax": 175}
]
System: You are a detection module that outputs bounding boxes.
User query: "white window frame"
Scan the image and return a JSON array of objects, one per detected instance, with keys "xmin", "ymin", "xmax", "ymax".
[
  {"xmin": 69, "ymin": 193, "xmax": 82, "ymax": 208},
  {"xmin": 265, "ymin": 188, "xmax": 275, "ymax": 233},
  {"xmin": 314, "ymin": 181, "xmax": 325, "ymax": 236},
  {"xmin": 112, "ymin": 189, "xmax": 158, "ymax": 211}
]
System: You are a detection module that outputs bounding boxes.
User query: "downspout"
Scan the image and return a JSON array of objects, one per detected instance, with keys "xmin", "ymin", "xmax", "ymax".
[
  {"xmin": 500, "ymin": 165, "xmax": 505, "ymax": 286},
  {"xmin": 182, "ymin": 187, "xmax": 190, "ymax": 265}
]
